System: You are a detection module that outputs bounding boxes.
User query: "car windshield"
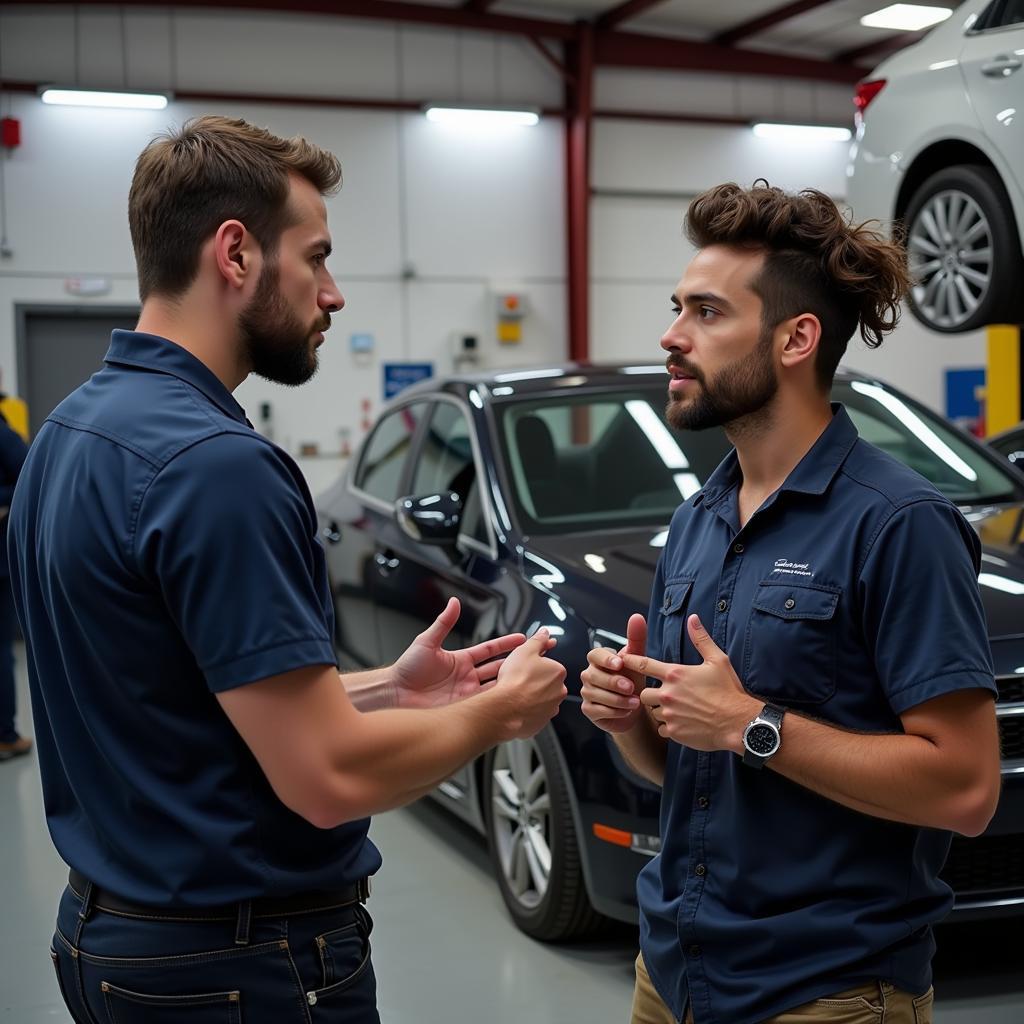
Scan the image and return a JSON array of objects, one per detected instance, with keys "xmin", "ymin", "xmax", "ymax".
[{"xmin": 495, "ymin": 378, "xmax": 1021, "ymax": 534}]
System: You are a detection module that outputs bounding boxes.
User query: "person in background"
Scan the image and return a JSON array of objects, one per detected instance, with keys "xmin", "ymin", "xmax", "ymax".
[
  {"xmin": 0, "ymin": 392, "xmax": 29, "ymax": 762},
  {"xmin": 581, "ymin": 181, "xmax": 1000, "ymax": 1024},
  {"xmin": 9, "ymin": 115, "xmax": 566, "ymax": 1023}
]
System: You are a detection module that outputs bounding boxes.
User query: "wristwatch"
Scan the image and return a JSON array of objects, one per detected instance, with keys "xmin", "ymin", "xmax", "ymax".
[{"xmin": 742, "ymin": 703, "xmax": 786, "ymax": 769}]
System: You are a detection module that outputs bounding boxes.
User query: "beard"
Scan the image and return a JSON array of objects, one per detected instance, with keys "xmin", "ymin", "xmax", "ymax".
[
  {"xmin": 666, "ymin": 322, "xmax": 778, "ymax": 433},
  {"xmin": 239, "ymin": 259, "xmax": 329, "ymax": 387}
]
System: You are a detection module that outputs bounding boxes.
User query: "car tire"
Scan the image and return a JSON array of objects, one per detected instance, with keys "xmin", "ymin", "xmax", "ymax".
[
  {"xmin": 483, "ymin": 729, "xmax": 604, "ymax": 941},
  {"xmin": 902, "ymin": 164, "xmax": 1024, "ymax": 334}
]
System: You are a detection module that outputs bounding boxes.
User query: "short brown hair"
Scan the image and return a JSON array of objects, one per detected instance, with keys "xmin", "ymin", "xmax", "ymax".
[
  {"xmin": 128, "ymin": 115, "xmax": 342, "ymax": 301},
  {"xmin": 685, "ymin": 181, "xmax": 910, "ymax": 389}
]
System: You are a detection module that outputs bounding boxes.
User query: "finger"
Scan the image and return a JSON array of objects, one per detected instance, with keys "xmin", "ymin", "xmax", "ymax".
[
  {"xmin": 581, "ymin": 666, "xmax": 636, "ymax": 694},
  {"xmin": 588, "ymin": 647, "xmax": 624, "ymax": 672},
  {"xmin": 639, "ymin": 688, "xmax": 663, "ymax": 709},
  {"xmin": 518, "ymin": 627, "xmax": 551, "ymax": 654},
  {"xmin": 415, "ymin": 597, "xmax": 461, "ymax": 648},
  {"xmin": 463, "ymin": 632, "xmax": 526, "ymax": 664},
  {"xmin": 581, "ymin": 688, "xmax": 639, "ymax": 712},
  {"xmin": 618, "ymin": 652, "xmax": 672, "ymax": 681},
  {"xmin": 475, "ymin": 657, "xmax": 507, "ymax": 682},
  {"xmin": 687, "ymin": 614, "xmax": 722, "ymax": 664},
  {"xmin": 583, "ymin": 700, "xmax": 638, "ymax": 722},
  {"xmin": 626, "ymin": 613, "xmax": 648, "ymax": 655}
]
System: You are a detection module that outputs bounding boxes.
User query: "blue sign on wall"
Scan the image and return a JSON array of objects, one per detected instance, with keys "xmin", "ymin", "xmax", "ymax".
[
  {"xmin": 383, "ymin": 362, "xmax": 433, "ymax": 401},
  {"xmin": 945, "ymin": 367, "xmax": 985, "ymax": 436}
]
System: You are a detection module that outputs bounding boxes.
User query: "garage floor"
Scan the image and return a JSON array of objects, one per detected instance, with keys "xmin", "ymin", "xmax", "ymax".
[{"xmin": 2, "ymin": 646, "xmax": 1022, "ymax": 1023}]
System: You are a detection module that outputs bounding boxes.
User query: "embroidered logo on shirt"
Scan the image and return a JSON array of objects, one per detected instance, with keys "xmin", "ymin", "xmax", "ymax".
[{"xmin": 772, "ymin": 558, "xmax": 814, "ymax": 577}]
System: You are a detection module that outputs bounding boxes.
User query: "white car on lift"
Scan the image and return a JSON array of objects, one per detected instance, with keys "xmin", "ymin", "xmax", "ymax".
[{"xmin": 847, "ymin": 0, "xmax": 1024, "ymax": 333}]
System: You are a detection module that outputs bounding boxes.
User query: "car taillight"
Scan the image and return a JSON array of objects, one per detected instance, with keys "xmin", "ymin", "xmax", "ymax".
[{"xmin": 853, "ymin": 79, "xmax": 886, "ymax": 128}]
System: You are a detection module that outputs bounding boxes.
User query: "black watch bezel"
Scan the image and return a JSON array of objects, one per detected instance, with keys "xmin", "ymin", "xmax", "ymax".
[{"xmin": 742, "ymin": 703, "xmax": 785, "ymax": 769}]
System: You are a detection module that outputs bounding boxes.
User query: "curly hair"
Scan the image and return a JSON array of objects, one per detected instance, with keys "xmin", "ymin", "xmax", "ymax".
[
  {"xmin": 685, "ymin": 180, "xmax": 910, "ymax": 389},
  {"xmin": 129, "ymin": 115, "xmax": 342, "ymax": 301}
]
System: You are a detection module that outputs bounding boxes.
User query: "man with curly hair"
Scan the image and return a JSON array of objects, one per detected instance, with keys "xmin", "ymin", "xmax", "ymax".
[{"xmin": 581, "ymin": 181, "xmax": 1000, "ymax": 1024}]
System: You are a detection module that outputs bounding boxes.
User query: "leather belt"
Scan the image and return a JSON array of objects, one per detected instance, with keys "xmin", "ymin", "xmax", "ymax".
[{"xmin": 68, "ymin": 868, "xmax": 370, "ymax": 921}]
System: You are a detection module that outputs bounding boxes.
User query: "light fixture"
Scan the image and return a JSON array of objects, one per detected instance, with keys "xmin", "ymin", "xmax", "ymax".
[
  {"xmin": 423, "ymin": 104, "xmax": 539, "ymax": 128},
  {"xmin": 860, "ymin": 4, "xmax": 953, "ymax": 32},
  {"xmin": 752, "ymin": 122, "xmax": 852, "ymax": 143},
  {"xmin": 40, "ymin": 88, "xmax": 169, "ymax": 110}
]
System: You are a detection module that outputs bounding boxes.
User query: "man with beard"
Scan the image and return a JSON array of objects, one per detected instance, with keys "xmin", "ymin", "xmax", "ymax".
[
  {"xmin": 580, "ymin": 181, "xmax": 1000, "ymax": 1024},
  {"xmin": 8, "ymin": 116, "xmax": 566, "ymax": 1024}
]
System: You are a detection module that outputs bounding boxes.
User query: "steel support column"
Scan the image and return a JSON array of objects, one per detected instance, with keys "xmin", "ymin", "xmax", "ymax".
[{"xmin": 564, "ymin": 23, "xmax": 594, "ymax": 364}]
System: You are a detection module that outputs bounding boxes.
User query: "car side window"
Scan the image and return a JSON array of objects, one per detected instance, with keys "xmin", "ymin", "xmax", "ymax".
[
  {"xmin": 998, "ymin": 0, "xmax": 1024, "ymax": 26},
  {"xmin": 354, "ymin": 402, "xmax": 426, "ymax": 503},
  {"xmin": 411, "ymin": 402, "xmax": 488, "ymax": 545}
]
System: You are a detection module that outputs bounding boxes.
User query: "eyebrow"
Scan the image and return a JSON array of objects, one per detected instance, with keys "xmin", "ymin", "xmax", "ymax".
[
  {"xmin": 310, "ymin": 238, "xmax": 333, "ymax": 257},
  {"xmin": 673, "ymin": 291, "xmax": 734, "ymax": 312}
]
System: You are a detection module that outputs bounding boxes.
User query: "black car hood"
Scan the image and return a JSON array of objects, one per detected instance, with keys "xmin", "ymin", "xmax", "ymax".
[{"xmin": 526, "ymin": 506, "xmax": 1024, "ymax": 642}]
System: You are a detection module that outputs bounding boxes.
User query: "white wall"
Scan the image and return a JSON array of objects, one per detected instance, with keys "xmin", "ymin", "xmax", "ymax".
[{"xmin": 0, "ymin": 4, "xmax": 983, "ymax": 483}]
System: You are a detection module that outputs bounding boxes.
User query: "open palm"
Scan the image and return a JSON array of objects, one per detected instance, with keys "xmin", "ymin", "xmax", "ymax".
[{"xmin": 392, "ymin": 597, "xmax": 526, "ymax": 709}]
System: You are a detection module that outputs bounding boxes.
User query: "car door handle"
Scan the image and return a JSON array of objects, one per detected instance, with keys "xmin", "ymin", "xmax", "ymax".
[
  {"xmin": 374, "ymin": 550, "xmax": 401, "ymax": 573},
  {"xmin": 981, "ymin": 56, "xmax": 1022, "ymax": 77}
]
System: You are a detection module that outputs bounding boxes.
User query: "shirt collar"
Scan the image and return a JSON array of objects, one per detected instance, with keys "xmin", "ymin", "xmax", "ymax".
[
  {"xmin": 103, "ymin": 330, "xmax": 249, "ymax": 426},
  {"xmin": 697, "ymin": 404, "xmax": 858, "ymax": 508}
]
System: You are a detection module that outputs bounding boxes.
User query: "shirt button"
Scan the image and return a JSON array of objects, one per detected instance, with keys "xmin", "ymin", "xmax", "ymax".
[
  {"xmin": 784, "ymin": 598, "xmax": 796, "ymax": 610},
  {"xmin": 697, "ymin": 796, "xmax": 709, "ymax": 809},
  {"xmin": 717, "ymin": 599, "xmax": 728, "ymax": 612},
  {"xmin": 688, "ymin": 944, "xmax": 701, "ymax": 957},
  {"xmin": 695, "ymin": 863, "xmax": 707, "ymax": 877},
  {"xmin": 733, "ymin": 543, "xmax": 744, "ymax": 554}
]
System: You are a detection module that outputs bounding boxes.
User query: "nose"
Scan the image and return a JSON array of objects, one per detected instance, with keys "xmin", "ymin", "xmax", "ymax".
[
  {"xmin": 660, "ymin": 312, "xmax": 689, "ymax": 354},
  {"xmin": 320, "ymin": 274, "xmax": 345, "ymax": 313}
]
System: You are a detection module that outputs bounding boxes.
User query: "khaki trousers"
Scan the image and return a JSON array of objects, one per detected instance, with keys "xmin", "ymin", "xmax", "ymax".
[{"xmin": 631, "ymin": 953, "xmax": 935, "ymax": 1024}]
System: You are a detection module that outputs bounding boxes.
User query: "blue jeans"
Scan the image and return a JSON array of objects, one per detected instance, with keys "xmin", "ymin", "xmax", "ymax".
[
  {"xmin": 0, "ymin": 579, "xmax": 18, "ymax": 743},
  {"xmin": 51, "ymin": 883, "xmax": 381, "ymax": 1023}
]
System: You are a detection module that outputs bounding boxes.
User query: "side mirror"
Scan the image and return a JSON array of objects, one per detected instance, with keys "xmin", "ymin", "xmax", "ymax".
[{"xmin": 395, "ymin": 492, "xmax": 463, "ymax": 545}]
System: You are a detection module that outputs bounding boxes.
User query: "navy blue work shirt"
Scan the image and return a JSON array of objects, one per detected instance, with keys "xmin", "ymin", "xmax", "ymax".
[
  {"xmin": 8, "ymin": 331, "xmax": 381, "ymax": 906},
  {"xmin": 636, "ymin": 405, "xmax": 996, "ymax": 1024}
]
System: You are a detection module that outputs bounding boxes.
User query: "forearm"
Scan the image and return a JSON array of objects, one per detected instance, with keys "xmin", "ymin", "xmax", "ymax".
[
  {"xmin": 613, "ymin": 710, "xmax": 669, "ymax": 788},
  {"xmin": 317, "ymin": 692, "xmax": 511, "ymax": 823},
  {"xmin": 732, "ymin": 709, "xmax": 996, "ymax": 835},
  {"xmin": 339, "ymin": 668, "xmax": 395, "ymax": 712}
]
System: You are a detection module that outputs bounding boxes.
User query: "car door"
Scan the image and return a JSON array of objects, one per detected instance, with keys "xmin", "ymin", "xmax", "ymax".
[
  {"xmin": 960, "ymin": 1, "xmax": 1024, "ymax": 176},
  {"xmin": 370, "ymin": 396, "xmax": 504, "ymax": 808},
  {"xmin": 323, "ymin": 401, "xmax": 429, "ymax": 669}
]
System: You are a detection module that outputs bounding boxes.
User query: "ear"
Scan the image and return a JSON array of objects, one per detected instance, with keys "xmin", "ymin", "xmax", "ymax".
[
  {"xmin": 778, "ymin": 312, "xmax": 821, "ymax": 372},
  {"xmin": 212, "ymin": 220, "xmax": 255, "ymax": 290}
]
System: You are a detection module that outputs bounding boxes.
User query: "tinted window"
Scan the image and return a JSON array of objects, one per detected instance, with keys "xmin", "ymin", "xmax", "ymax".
[
  {"xmin": 995, "ymin": 0, "xmax": 1024, "ymax": 27},
  {"xmin": 412, "ymin": 402, "xmax": 488, "ymax": 544},
  {"xmin": 355, "ymin": 403, "xmax": 426, "ymax": 503}
]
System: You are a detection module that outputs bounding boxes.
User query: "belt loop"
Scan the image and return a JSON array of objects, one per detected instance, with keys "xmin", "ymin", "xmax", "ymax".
[
  {"xmin": 73, "ymin": 880, "xmax": 95, "ymax": 945},
  {"xmin": 234, "ymin": 900, "xmax": 252, "ymax": 946}
]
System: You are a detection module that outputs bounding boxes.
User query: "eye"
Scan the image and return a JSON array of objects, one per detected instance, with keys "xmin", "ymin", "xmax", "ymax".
[
  {"xmin": 670, "ymin": 305, "xmax": 682, "ymax": 317},
  {"xmin": 698, "ymin": 306, "xmax": 718, "ymax": 321},
  {"xmin": 312, "ymin": 253, "xmax": 326, "ymax": 267}
]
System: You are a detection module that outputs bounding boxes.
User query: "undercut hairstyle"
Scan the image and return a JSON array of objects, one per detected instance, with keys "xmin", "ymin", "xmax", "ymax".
[
  {"xmin": 128, "ymin": 115, "xmax": 342, "ymax": 301},
  {"xmin": 685, "ymin": 180, "xmax": 911, "ymax": 389}
]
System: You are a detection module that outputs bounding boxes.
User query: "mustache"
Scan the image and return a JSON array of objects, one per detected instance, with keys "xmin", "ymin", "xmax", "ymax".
[
  {"xmin": 315, "ymin": 317, "xmax": 331, "ymax": 333},
  {"xmin": 666, "ymin": 356, "xmax": 703, "ymax": 383}
]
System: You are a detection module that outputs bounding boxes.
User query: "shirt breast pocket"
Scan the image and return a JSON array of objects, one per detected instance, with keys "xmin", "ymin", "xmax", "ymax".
[
  {"xmin": 657, "ymin": 577, "xmax": 695, "ymax": 663},
  {"xmin": 742, "ymin": 581, "xmax": 841, "ymax": 704}
]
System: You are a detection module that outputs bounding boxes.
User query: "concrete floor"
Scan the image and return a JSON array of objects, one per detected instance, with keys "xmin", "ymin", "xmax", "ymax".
[{"xmin": 2, "ymin": 645, "xmax": 1023, "ymax": 1022}]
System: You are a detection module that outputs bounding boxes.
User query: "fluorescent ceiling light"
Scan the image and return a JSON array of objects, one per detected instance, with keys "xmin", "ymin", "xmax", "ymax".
[
  {"xmin": 753, "ymin": 122, "xmax": 852, "ymax": 143},
  {"xmin": 424, "ymin": 105, "xmax": 539, "ymax": 127},
  {"xmin": 860, "ymin": 4, "xmax": 953, "ymax": 31},
  {"xmin": 41, "ymin": 88, "xmax": 169, "ymax": 110}
]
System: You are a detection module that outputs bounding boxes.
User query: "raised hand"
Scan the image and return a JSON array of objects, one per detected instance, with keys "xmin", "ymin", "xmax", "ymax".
[
  {"xmin": 580, "ymin": 613, "xmax": 649, "ymax": 734},
  {"xmin": 493, "ymin": 628, "xmax": 568, "ymax": 739},
  {"xmin": 392, "ymin": 597, "xmax": 527, "ymax": 710},
  {"xmin": 616, "ymin": 614, "xmax": 758, "ymax": 751}
]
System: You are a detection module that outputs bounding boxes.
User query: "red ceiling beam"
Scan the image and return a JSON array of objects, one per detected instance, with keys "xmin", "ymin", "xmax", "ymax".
[
  {"xmin": 594, "ymin": 0, "xmax": 671, "ymax": 32},
  {"xmin": 596, "ymin": 30, "xmax": 862, "ymax": 84},
  {"xmin": 5, "ymin": 0, "xmax": 577, "ymax": 40},
  {"xmin": 713, "ymin": 0, "xmax": 837, "ymax": 47}
]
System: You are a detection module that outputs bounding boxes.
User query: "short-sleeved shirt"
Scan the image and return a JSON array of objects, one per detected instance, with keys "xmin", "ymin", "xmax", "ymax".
[
  {"xmin": 8, "ymin": 330, "xmax": 381, "ymax": 906},
  {"xmin": 637, "ymin": 405, "xmax": 996, "ymax": 1024}
]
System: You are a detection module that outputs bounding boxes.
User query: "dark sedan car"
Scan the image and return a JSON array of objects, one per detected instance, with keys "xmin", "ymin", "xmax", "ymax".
[{"xmin": 316, "ymin": 364, "xmax": 1024, "ymax": 941}]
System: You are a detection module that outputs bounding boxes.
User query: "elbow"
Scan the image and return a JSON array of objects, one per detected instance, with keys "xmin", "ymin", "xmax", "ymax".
[
  {"xmin": 949, "ymin": 778, "xmax": 1001, "ymax": 838},
  {"xmin": 281, "ymin": 777, "xmax": 375, "ymax": 830}
]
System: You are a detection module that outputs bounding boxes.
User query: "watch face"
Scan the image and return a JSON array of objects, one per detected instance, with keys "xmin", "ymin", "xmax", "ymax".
[{"xmin": 745, "ymin": 723, "xmax": 779, "ymax": 756}]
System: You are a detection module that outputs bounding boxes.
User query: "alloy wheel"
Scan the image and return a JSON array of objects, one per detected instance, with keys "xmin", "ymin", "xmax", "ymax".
[
  {"xmin": 489, "ymin": 738, "xmax": 552, "ymax": 909},
  {"xmin": 908, "ymin": 188, "xmax": 993, "ymax": 330}
]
